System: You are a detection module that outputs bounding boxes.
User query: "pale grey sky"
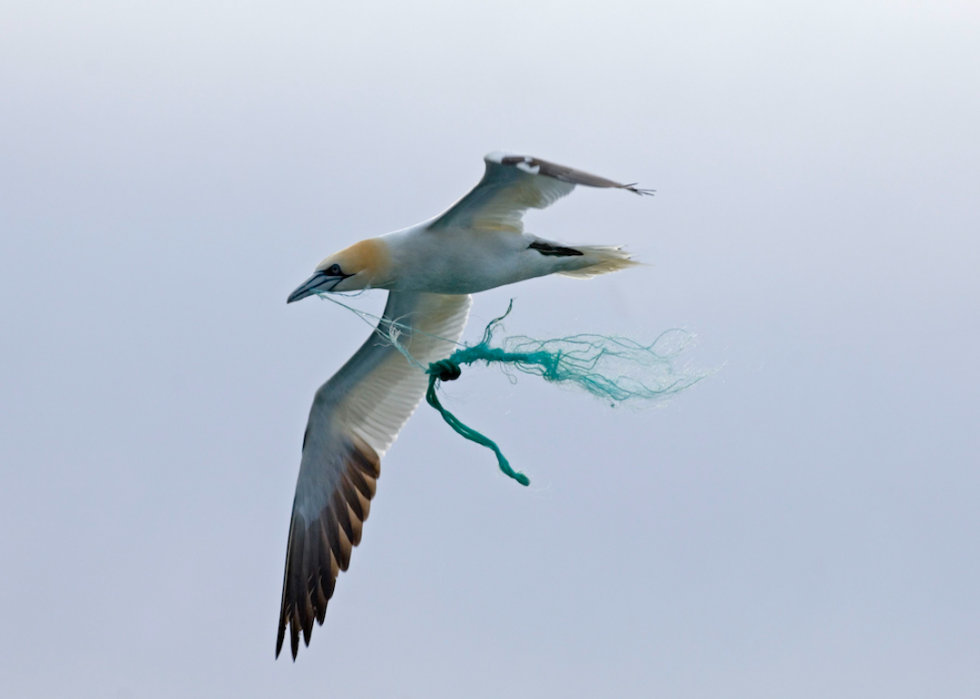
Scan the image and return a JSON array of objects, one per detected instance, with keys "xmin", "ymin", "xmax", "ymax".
[{"xmin": 1, "ymin": 1, "xmax": 978, "ymax": 697}]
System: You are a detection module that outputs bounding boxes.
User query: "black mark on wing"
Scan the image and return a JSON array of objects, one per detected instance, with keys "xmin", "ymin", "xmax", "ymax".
[{"xmin": 529, "ymin": 241, "xmax": 584, "ymax": 257}]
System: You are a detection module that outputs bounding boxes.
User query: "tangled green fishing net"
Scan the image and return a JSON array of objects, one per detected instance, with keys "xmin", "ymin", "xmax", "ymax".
[{"xmin": 423, "ymin": 302, "xmax": 705, "ymax": 486}]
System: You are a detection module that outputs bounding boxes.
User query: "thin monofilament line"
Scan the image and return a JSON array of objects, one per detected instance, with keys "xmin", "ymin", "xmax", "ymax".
[{"xmin": 315, "ymin": 291, "xmax": 466, "ymax": 372}]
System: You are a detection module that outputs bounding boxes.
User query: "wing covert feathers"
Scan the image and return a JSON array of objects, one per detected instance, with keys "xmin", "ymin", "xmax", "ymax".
[{"xmin": 429, "ymin": 152, "xmax": 652, "ymax": 233}]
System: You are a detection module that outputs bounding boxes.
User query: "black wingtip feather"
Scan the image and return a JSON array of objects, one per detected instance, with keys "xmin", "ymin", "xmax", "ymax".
[
  {"xmin": 622, "ymin": 183, "xmax": 656, "ymax": 196},
  {"xmin": 276, "ymin": 440, "xmax": 381, "ymax": 660}
]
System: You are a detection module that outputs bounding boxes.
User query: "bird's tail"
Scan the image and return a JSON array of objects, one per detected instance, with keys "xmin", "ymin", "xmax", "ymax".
[{"xmin": 557, "ymin": 245, "xmax": 641, "ymax": 279}]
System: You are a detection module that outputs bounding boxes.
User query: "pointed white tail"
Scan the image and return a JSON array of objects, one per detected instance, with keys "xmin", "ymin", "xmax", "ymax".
[{"xmin": 558, "ymin": 245, "xmax": 641, "ymax": 279}]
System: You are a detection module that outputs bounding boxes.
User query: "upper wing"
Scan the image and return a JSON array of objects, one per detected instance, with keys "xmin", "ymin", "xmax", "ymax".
[
  {"xmin": 277, "ymin": 291, "xmax": 472, "ymax": 660},
  {"xmin": 428, "ymin": 152, "xmax": 653, "ymax": 234}
]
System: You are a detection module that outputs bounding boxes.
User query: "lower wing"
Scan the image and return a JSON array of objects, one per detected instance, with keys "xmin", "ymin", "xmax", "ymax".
[{"xmin": 277, "ymin": 291, "xmax": 472, "ymax": 659}]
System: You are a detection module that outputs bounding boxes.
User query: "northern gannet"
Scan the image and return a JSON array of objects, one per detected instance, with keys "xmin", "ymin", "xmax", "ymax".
[{"xmin": 278, "ymin": 152, "xmax": 651, "ymax": 659}]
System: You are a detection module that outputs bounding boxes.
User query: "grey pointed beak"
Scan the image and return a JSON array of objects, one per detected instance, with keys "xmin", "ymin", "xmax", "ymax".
[{"xmin": 287, "ymin": 271, "xmax": 336, "ymax": 304}]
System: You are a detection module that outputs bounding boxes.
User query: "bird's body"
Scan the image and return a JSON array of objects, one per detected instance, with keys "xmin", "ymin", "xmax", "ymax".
[
  {"xmin": 325, "ymin": 224, "xmax": 631, "ymax": 295},
  {"xmin": 380, "ymin": 224, "xmax": 559, "ymax": 294},
  {"xmin": 278, "ymin": 152, "xmax": 651, "ymax": 659}
]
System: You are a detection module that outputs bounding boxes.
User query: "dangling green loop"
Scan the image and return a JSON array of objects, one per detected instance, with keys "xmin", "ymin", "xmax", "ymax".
[
  {"xmin": 422, "ymin": 300, "xmax": 705, "ymax": 487},
  {"xmin": 425, "ymin": 365, "xmax": 530, "ymax": 486}
]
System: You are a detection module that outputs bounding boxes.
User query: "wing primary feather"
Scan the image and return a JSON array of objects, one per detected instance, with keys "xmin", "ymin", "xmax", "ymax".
[
  {"xmin": 290, "ymin": 606, "xmax": 301, "ymax": 660},
  {"xmin": 347, "ymin": 501, "xmax": 364, "ymax": 545},
  {"xmin": 300, "ymin": 535, "xmax": 315, "ymax": 647},
  {"xmin": 310, "ymin": 529, "xmax": 328, "ymax": 623},
  {"xmin": 276, "ymin": 512, "xmax": 302, "ymax": 660},
  {"xmin": 295, "ymin": 529, "xmax": 314, "ymax": 647},
  {"xmin": 324, "ymin": 510, "xmax": 346, "ymax": 569},
  {"xmin": 340, "ymin": 473, "xmax": 365, "ymax": 520},
  {"xmin": 350, "ymin": 436, "xmax": 381, "ymax": 479},
  {"xmin": 286, "ymin": 514, "xmax": 307, "ymax": 660},
  {"xmin": 331, "ymin": 488, "xmax": 356, "ymax": 548},
  {"xmin": 346, "ymin": 465, "xmax": 375, "ymax": 501}
]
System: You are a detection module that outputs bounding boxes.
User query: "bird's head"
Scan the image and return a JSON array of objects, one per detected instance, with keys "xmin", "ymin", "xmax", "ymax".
[{"xmin": 287, "ymin": 238, "xmax": 392, "ymax": 303}]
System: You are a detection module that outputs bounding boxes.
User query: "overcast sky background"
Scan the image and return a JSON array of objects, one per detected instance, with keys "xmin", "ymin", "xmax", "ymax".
[{"xmin": 2, "ymin": 1, "xmax": 978, "ymax": 697}]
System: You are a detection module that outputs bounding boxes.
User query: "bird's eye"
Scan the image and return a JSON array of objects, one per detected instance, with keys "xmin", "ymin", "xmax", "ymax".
[{"xmin": 328, "ymin": 264, "xmax": 342, "ymax": 276}]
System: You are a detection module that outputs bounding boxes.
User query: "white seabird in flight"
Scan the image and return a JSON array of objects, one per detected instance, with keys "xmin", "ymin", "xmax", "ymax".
[{"xmin": 278, "ymin": 152, "xmax": 652, "ymax": 659}]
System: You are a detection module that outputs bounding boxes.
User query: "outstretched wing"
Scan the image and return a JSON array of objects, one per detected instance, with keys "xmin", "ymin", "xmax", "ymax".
[
  {"xmin": 277, "ymin": 291, "xmax": 472, "ymax": 660},
  {"xmin": 428, "ymin": 152, "xmax": 653, "ymax": 234}
]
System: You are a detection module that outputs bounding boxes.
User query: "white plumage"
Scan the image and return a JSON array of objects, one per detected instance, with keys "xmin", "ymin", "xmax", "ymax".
[{"xmin": 278, "ymin": 152, "xmax": 651, "ymax": 659}]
